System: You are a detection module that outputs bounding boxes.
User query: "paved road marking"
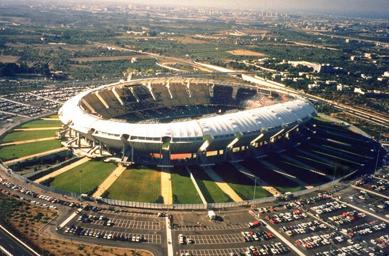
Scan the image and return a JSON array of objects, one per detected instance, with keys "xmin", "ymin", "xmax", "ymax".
[
  {"xmin": 0, "ymin": 224, "xmax": 40, "ymax": 256},
  {"xmin": 14, "ymin": 127, "xmax": 61, "ymax": 131},
  {"xmin": 260, "ymin": 219, "xmax": 306, "ymax": 256},
  {"xmin": 203, "ymin": 167, "xmax": 243, "ymax": 202},
  {"xmin": 0, "ymin": 137, "xmax": 57, "ymax": 147},
  {"xmin": 161, "ymin": 169, "xmax": 173, "ymax": 204},
  {"xmin": 35, "ymin": 157, "xmax": 90, "ymax": 183},
  {"xmin": 92, "ymin": 165, "xmax": 126, "ymax": 197},
  {"xmin": 335, "ymin": 198, "xmax": 389, "ymax": 224},
  {"xmin": 4, "ymin": 147, "xmax": 68, "ymax": 166},
  {"xmin": 165, "ymin": 216, "xmax": 174, "ymax": 256},
  {"xmin": 352, "ymin": 185, "xmax": 389, "ymax": 200}
]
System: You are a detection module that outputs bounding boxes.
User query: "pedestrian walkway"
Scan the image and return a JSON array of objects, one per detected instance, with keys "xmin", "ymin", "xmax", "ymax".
[
  {"xmin": 92, "ymin": 165, "xmax": 126, "ymax": 197},
  {"xmin": 35, "ymin": 157, "xmax": 90, "ymax": 183},
  {"xmin": 161, "ymin": 169, "xmax": 173, "ymax": 204},
  {"xmin": 203, "ymin": 167, "xmax": 243, "ymax": 202},
  {"xmin": 41, "ymin": 118, "xmax": 60, "ymax": 121}
]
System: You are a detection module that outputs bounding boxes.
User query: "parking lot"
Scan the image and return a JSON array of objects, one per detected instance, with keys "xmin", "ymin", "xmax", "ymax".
[
  {"xmin": 173, "ymin": 209, "xmax": 294, "ymax": 256},
  {"xmin": 179, "ymin": 242, "xmax": 291, "ymax": 256},
  {"xmin": 62, "ymin": 225, "xmax": 162, "ymax": 244},
  {"xmin": 186, "ymin": 233, "xmax": 244, "ymax": 245},
  {"xmin": 58, "ymin": 207, "xmax": 165, "ymax": 249},
  {"xmin": 251, "ymin": 192, "xmax": 389, "ymax": 256}
]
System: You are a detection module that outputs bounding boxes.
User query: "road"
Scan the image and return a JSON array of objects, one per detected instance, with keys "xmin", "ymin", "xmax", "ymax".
[
  {"xmin": 0, "ymin": 225, "xmax": 38, "ymax": 256},
  {"xmin": 193, "ymin": 62, "xmax": 389, "ymax": 127}
]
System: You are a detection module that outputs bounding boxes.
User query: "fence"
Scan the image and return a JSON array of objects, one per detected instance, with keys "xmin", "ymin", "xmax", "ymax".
[{"xmin": 1, "ymin": 160, "xmax": 359, "ymax": 211}]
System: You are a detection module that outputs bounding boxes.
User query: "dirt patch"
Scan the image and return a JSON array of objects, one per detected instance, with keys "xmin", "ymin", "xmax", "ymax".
[
  {"xmin": 1, "ymin": 194, "xmax": 152, "ymax": 256},
  {"xmin": 0, "ymin": 55, "xmax": 20, "ymax": 63},
  {"xmin": 174, "ymin": 36, "xmax": 208, "ymax": 44},
  {"xmin": 227, "ymin": 49, "xmax": 266, "ymax": 57}
]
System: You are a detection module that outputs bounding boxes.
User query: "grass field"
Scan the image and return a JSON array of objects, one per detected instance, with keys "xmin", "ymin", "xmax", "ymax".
[
  {"xmin": 213, "ymin": 163, "xmax": 272, "ymax": 200},
  {"xmin": 242, "ymin": 159, "xmax": 306, "ymax": 194},
  {"xmin": 45, "ymin": 114, "xmax": 59, "ymax": 119},
  {"xmin": 1, "ymin": 130, "xmax": 57, "ymax": 143},
  {"xmin": 275, "ymin": 186, "xmax": 305, "ymax": 194},
  {"xmin": 50, "ymin": 161, "xmax": 116, "ymax": 194},
  {"xmin": 0, "ymin": 140, "xmax": 62, "ymax": 161},
  {"xmin": 19, "ymin": 119, "xmax": 62, "ymax": 128},
  {"xmin": 171, "ymin": 168, "xmax": 202, "ymax": 204},
  {"xmin": 105, "ymin": 168, "xmax": 162, "ymax": 203},
  {"xmin": 191, "ymin": 167, "xmax": 232, "ymax": 203}
]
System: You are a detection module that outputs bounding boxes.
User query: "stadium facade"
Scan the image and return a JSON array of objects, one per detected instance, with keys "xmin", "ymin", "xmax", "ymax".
[{"xmin": 59, "ymin": 77, "xmax": 317, "ymax": 166}]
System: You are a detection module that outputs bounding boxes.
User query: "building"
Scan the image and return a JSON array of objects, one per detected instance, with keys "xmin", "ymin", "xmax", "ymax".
[{"xmin": 59, "ymin": 77, "xmax": 316, "ymax": 166}]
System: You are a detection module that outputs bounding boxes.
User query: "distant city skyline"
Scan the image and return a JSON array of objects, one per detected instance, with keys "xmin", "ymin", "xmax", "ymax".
[
  {"xmin": 4, "ymin": 0, "xmax": 389, "ymax": 18},
  {"xmin": 125, "ymin": 0, "xmax": 389, "ymax": 17}
]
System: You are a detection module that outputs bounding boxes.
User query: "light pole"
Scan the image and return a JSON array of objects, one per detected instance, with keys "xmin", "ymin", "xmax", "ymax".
[
  {"xmin": 79, "ymin": 169, "xmax": 83, "ymax": 194},
  {"xmin": 374, "ymin": 126, "xmax": 382, "ymax": 175},
  {"xmin": 253, "ymin": 176, "xmax": 257, "ymax": 201}
]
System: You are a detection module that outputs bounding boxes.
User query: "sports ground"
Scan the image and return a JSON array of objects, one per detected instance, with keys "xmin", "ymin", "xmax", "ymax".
[{"xmin": 0, "ymin": 116, "xmax": 378, "ymax": 204}]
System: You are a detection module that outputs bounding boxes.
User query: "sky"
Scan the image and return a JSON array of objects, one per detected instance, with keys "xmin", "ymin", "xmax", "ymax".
[{"xmin": 124, "ymin": 0, "xmax": 389, "ymax": 17}]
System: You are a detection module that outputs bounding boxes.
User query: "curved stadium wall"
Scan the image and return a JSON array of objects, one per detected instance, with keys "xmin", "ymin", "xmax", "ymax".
[{"xmin": 59, "ymin": 77, "xmax": 317, "ymax": 165}]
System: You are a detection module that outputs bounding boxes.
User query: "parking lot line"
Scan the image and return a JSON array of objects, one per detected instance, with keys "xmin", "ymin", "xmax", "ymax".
[
  {"xmin": 351, "ymin": 184, "xmax": 389, "ymax": 200},
  {"xmin": 260, "ymin": 219, "xmax": 307, "ymax": 256},
  {"xmin": 335, "ymin": 198, "xmax": 389, "ymax": 224},
  {"xmin": 165, "ymin": 216, "xmax": 173, "ymax": 256}
]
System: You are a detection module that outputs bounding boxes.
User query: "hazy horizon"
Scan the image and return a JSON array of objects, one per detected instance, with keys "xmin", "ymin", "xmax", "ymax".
[
  {"xmin": 2, "ymin": 0, "xmax": 389, "ymax": 18},
  {"xmin": 114, "ymin": 0, "xmax": 388, "ymax": 17}
]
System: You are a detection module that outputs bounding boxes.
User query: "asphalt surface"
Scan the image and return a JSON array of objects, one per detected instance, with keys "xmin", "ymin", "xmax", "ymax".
[{"xmin": 0, "ymin": 226, "xmax": 36, "ymax": 256}]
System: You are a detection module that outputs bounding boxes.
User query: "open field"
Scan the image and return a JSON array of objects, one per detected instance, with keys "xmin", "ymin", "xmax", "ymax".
[
  {"xmin": 191, "ymin": 167, "xmax": 232, "ymax": 203},
  {"xmin": 0, "ymin": 55, "xmax": 20, "ymax": 63},
  {"xmin": 227, "ymin": 49, "xmax": 266, "ymax": 57},
  {"xmin": 171, "ymin": 168, "xmax": 202, "ymax": 204},
  {"xmin": 70, "ymin": 55, "xmax": 141, "ymax": 63},
  {"xmin": 106, "ymin": 168, "xmax": 162, "ymax": 203},
  {"xmin": 173, "ymin": 36, "xmax": 209, "ymax": 44},
  {"xmin": 19, "ymin": 119, "xmax": 62, "ymax": 128},
  {"xmin": 50, "ymin": 160, "xmax": 116, "ymax": 194},
  {"xmin": 0, "ymin": 139, "xmax": 62, "ymax": 161},
  {"xmin": 1, "ymin": 130, "xmax": 57, "ymax": 142},
  {"xmin": 213, "ymin": 163, "xmax": 272, "ymax": 200}
]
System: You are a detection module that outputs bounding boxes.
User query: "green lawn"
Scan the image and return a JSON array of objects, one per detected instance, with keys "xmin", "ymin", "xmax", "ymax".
[
  {"xmin": 213, "ymin": 163, "xmax": 272, "ymax": 200},
  {"xmin": 171, "ymin": 168, "xmax": 202, "ymax": 204},
  {"xmin": 50, "ymin": 161, "xmax": 116, "ymax": 194},
  {"xmin": 275, "ymin": 186, "xmax": 305, "ymax": 194},
  {"xmin": 46, "ymin": 114, "xmax": 59, "ymax": 119},
  {"xmin": 19, "ymin": 119, "xmax": 62, "ymax": 128},
  {"xmin": 229, "ymin": 183, "xmax": 272, "ymax": 200},
  {"xmin": 1, "ymin": 130, "xmax": 57, "ymax": 143},
  {"xmin": 0, "ymin": 140, "xmax": 62, "ymax": 161},
  {"xmin": 105, "ymin": 168, "xmax": 162, "ymax": 203},
  {"xmin": 192, "ymin": 168, "xmax": 232, "ymax": 203}
]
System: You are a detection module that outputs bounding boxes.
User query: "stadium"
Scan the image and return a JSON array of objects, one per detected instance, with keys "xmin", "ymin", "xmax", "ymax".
[
  {"xmin": 0, "ymin": 76, "xmax": 384, "ymax": 207},
  {"xmin": 58, "ymin": 77, "xmax": 316, "ymax": 166}
]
